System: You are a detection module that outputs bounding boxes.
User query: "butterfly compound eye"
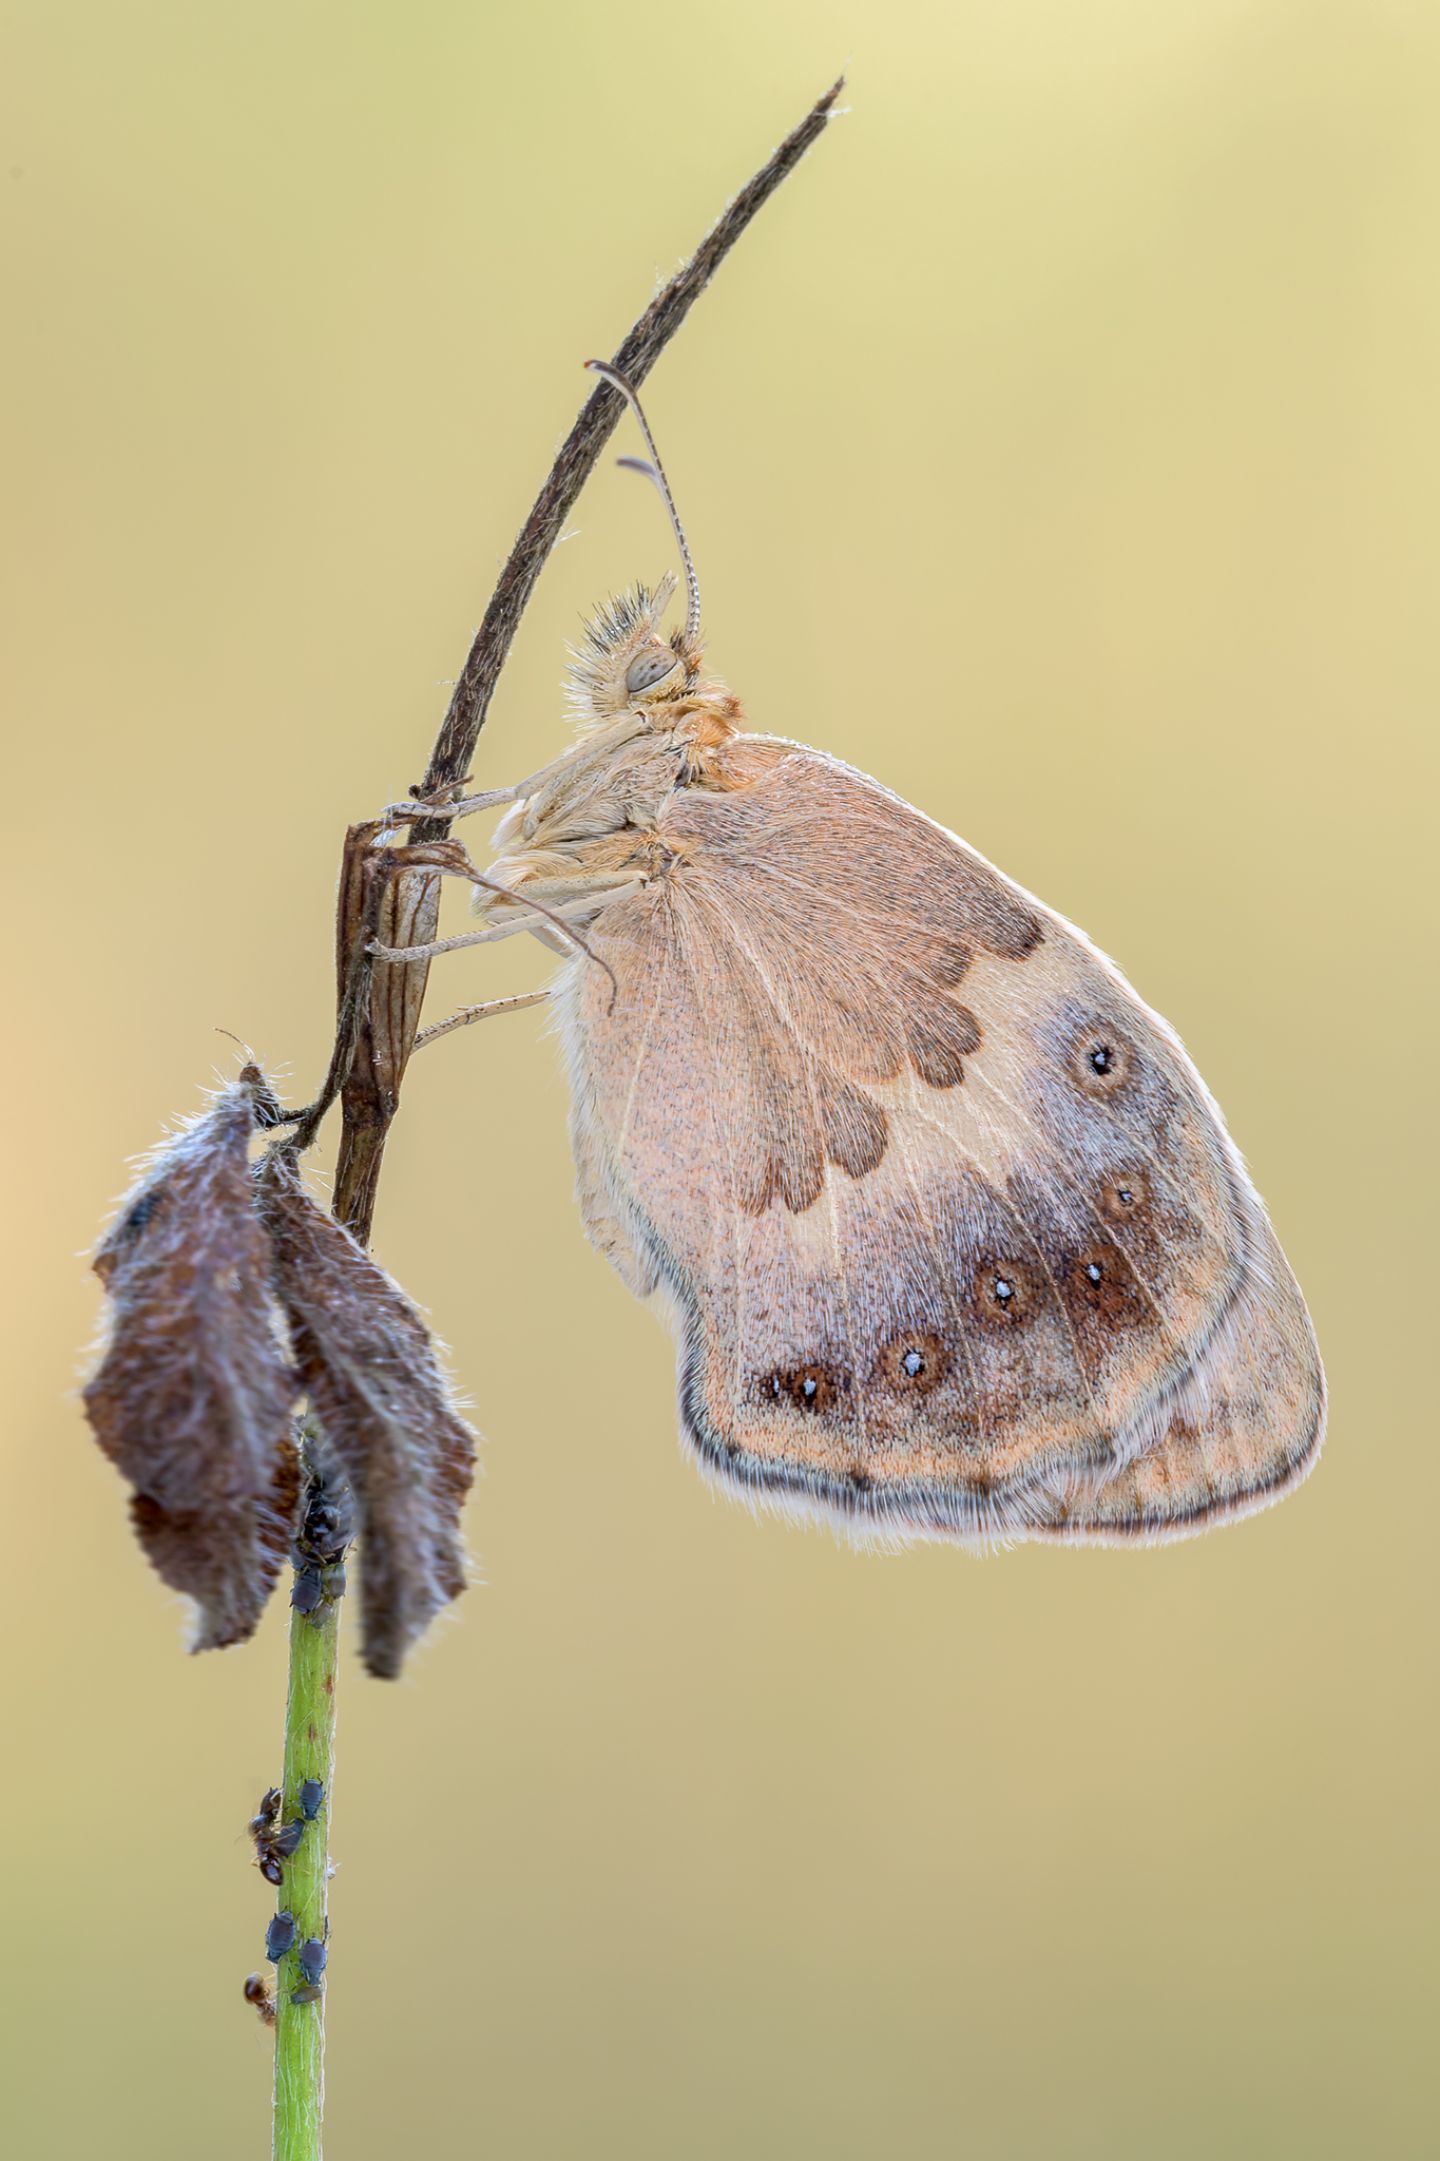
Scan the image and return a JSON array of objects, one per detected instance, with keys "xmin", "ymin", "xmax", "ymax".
[{"xmin": 625, "ymin": 646, "xmax": 680, "ymax": 696}]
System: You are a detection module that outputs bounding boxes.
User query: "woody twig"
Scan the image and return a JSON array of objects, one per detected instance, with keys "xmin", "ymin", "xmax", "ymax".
[{"xmin": 325, "ymin": 75, "xmax": 846, "ymax": 1245}]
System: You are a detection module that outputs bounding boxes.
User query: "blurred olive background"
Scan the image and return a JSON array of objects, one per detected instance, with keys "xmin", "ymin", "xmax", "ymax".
[{"xmin": 3, "ymin": 4, "xmax": 1435, "ymax": 2157}]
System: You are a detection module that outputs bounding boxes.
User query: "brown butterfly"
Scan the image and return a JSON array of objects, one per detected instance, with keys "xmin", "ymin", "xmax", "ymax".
[{"xmin": 382, "ymin": 361, "xmax": 1324, "ymax": 1548}]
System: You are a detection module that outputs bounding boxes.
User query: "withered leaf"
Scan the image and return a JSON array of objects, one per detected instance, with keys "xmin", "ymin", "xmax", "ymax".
[
  {"xmin": 84, "ymin": 1070, "xmax": 301, "ymax": 1649},
  {"xmin": 257, "ymin": 1155, "xmax": 477, "ymax": 1679},
  {"xmin": 129, "ymin": 1445, "xmax": 301, "ymax": 1652}
]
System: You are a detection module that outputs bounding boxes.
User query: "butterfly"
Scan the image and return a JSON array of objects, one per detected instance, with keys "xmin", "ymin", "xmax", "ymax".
[{"xmin": 388, "ymin": 360, "xmax": 1324, "ymax": 1548}]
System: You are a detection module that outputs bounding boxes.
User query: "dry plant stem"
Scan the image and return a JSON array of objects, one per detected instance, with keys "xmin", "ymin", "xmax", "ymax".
[
  {"xmin": 267, "ymin": 77, "xmax": 843, "ymax": 2161},
  {"xmin": 272, "ymin": 1564, "xmax": 339, "ymax": 2161},
  {"xmin": 332, "ymin": 75, "xmax": 844, "ymax": 1243},
  {"xmin": 287, "ymin": 830, "xmax": 389, "ymax": 1153}
]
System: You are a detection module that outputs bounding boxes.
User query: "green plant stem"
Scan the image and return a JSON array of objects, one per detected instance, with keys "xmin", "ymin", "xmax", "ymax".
[{"xmin": 272, "ymin": 1594, "xmax": 339, "ymax": 2161}]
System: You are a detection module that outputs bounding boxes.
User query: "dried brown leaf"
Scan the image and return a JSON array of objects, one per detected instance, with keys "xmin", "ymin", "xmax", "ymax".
[
  {"xmin": 129, "ymin": 1443, "xmax": 301, "ymax": 1652},
  {"xmin": 257, "ymin": 1155, "xmax": 477, "ymax": 1678},
  {"xmin": 84, "ymin": 1070, "xmax": 301, "ymax": 1649}
]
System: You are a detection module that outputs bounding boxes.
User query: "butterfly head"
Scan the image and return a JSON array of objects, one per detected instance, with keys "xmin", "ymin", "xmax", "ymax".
[
  {"xmin": 566, "ymin": 360, "xmax": 743, "ymax": 751},
  {"xmin": 567, "ymin": 573, "xmax": 703, "ymax": 723}
]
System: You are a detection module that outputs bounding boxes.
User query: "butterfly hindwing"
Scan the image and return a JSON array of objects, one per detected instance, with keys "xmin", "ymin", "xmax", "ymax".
[{"xmin": 559, "ymin": 740, "xmax": 1324, "ymax": 1544}]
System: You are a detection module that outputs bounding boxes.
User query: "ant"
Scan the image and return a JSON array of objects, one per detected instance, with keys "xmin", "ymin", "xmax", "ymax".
[{"xmin": 247, "ymin": 1784, "xmax": 308, "ymax": 1883}]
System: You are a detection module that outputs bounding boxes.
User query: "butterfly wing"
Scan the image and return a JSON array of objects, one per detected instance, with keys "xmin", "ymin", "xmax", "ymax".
[{"xmin": 559, "ymin": 740, "xmax": 1323, "ymax": 1545}]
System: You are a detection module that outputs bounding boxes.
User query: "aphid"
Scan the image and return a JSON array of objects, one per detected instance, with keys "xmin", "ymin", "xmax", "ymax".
[
  {"xmin": 296, "ymin": 1937, "xmax": 328, "ymax": 1986},
  {"xmin": 265, "ymin": 1910, "xmax": 297, "ymax": 1963},
  {"xmin": 297, "ymin": 1779, "xmax": 325, "ymax": 1822},
  {"xmin": 289, "ymin": 1983, "xmax": 324, "ymax": 2006},
  {"xmin": 269, "ymin": 1819, "xmax": 305, "ymax": 1860},
  {"xmin": 290, "ymin": 1559, "xmax": 346, "ymax": 1615},
  {"xmin": 290, "ymin": 1570, "xmax": 325, "ymax": 1616}
]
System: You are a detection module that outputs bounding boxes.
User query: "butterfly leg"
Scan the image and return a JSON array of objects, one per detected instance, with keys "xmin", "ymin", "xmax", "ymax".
[
  {"xmin": 413, "ymin": 988, "xmax": 551, "ymax": 1052},
  {"xmin": 376, "ymin": 755, "xmax": 566, "ymax": 829},
  {"xmin": 376, "ymin": 782, "xmax": 519, "ymax": 825},
  {"xmin": 473, "ymin": 869, "xmax": 645, "ymax": 919},
  {"xmin": 369, "ymin": 877, "xmax": 644, "ymax": 965},
  {"xmin": 368, "ymin": 897, "xmax": 603, "ymax": 966}
]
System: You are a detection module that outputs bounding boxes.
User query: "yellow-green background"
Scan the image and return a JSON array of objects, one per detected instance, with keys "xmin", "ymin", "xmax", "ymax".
[{"xmin": 3, "ymin": 5, "xmax": 1434, "ymax": 2157}]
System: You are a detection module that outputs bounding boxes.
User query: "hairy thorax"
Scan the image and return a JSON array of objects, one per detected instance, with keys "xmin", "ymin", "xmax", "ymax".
[{"xmin": 484, "ymin": 682, "xmax": 746, "ymax": 919}]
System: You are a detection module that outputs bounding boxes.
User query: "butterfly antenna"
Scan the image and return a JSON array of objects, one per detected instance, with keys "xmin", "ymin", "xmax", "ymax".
[{"xmin": 584, "ymin": 358, "xmax": 702, "ymax": 648}]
